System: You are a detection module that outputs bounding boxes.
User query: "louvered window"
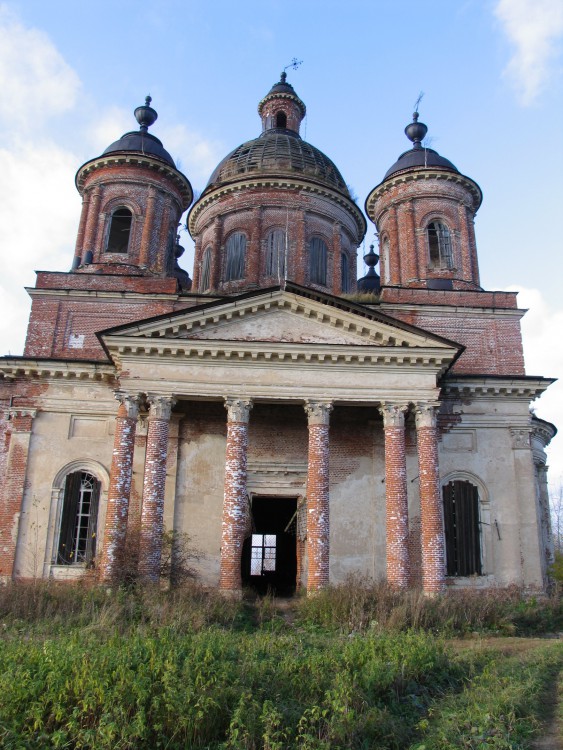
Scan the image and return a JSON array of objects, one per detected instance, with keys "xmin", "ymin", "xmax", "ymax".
[
  {"xmin": 57, "ymin": 471, "xmax": 100, "ymax": 565},
  {"xmin": 443, "ymin": 480, "xmax": 482, "ymax": 576},
  {"xmin": 427, "ymin": 221, "xmax": 453, "ymax": 268},
  {"xmin": 265, "ymin": 229, "xmax": 286, "ymax": 278},
  {"xmin": 225, "ymin": 232, "xmax": 246, "ymax": 281},
  {"xmin": 200, "ymin": 246, "xmax": 212, "ymax": 291},
  {"xmin": 341, "ymin": 252, "xmax": 350, "ymax": 292},
  {"xmin": 309, "ymin": 237, "xmax": 328, "ymax": 286}
]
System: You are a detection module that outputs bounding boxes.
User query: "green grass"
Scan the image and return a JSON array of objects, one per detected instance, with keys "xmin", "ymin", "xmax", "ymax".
[{"xmin": 0, "ymin": 581, "xmax": 561, "ymax": 749}]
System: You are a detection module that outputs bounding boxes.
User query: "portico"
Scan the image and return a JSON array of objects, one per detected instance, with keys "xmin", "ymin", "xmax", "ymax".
[{"xmin": 97, "ymin": 284, "xmax": 459, "ymax": 594}]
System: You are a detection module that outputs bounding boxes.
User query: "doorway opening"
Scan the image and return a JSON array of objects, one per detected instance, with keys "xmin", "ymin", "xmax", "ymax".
[{"xmin": 241, "ymin": 496, "xmax": 297, "ymax": 596}]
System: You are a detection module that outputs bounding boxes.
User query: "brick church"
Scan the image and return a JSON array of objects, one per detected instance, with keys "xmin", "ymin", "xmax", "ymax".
[{"xmin": 0, "ymin": 75, "xmax": 556, "ymax": 595}]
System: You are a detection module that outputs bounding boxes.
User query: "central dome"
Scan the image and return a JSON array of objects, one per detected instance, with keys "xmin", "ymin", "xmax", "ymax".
[{"xmin": 205, "ymin": 129, "xmax": 351, "ymax": 197}]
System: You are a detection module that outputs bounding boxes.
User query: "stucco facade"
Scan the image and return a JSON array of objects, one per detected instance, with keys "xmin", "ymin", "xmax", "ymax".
[{"xmin": 0, "ymin": 76, "xmax": 556, "ymax": 594}]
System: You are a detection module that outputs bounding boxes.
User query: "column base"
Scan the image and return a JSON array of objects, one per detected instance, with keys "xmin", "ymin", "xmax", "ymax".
[{"xmin": 219, "ymin": 587, "xmax": 243, "ymax": 600}]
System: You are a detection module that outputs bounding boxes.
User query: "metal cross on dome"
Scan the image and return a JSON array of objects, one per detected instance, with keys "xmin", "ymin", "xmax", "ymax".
[{"xmin": 284, "ymin": 58, "xmax": 303, "ymax": 72}]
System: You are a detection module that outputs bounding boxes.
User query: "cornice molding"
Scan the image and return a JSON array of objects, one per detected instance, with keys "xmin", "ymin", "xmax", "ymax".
[
  {"xmin": 441, "ymin": 377, "xmax": 554, "ymax": 400},
  {"xmin": 76, "ymin": 154, "xmax": 192, "ymax": 208},
  {"xmin": 0, "ymin": 358, "xmax": 116, "ymax": 382},
  {"xmin": 366, "ymin": 170, "xmax": 482, "ymax": 222},
  {"xmin": 188, "ymin": 176, "xmax": 366, "ymax": 238}
]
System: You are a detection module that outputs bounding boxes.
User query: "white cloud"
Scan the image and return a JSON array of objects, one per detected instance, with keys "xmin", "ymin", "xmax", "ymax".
[
  {"xmin": 0, "ymin": 4, "xmax": 80, "ymax": 129},
  {"xmin": 495, "ymin": 0, "xmax": 563, "ymax": 105},
  {"xmin": 86, "ymin": 106, "xmax": 132, "ymax": 154},
  {"xmin": 507, "ymin": 286, "xmax": 563, "ymax": 486},
  {"xmin": 0, "ymin": 140, "xmax": 80, "ymax": 354},
  {"xmin": 159, "ymin": 123, "xmax": 224, "ymax": 184}
]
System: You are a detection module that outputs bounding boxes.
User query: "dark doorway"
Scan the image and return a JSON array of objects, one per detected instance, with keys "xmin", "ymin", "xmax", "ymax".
[{"xmin": 241, "ymin": 496, "xmax": 297, "ymax": 596}]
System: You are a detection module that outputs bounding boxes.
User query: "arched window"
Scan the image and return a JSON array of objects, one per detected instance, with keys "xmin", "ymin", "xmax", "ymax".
[
  {"xmin": 381, "ymin": 237, "xmax": 391, "ymax": 284},
  {"xmin": 106, "ymin": 207, "xmax": 132, "ymax": 253},
  {"xmin": 340, "ymin": 252, "xmax": 350, "ymax": 292},
  {"xmin": 275, "ymin": 112, "xmax": 287, "ymax": 128},
  {"xmin": 266, "ymin": 229, "xmax": 287, "ymax": 278},
  {"xmin": 225, "ymin": 232, "xmax": 246, "ymax": 281},
  {"xmin": 200, "ymin": 246, "xmax": 212, "ymax": 291},
  {"xmin": 443, "ymin": 480, "xmax": 482, "ymax": 576},
  {"xmin": 57, "ymin": 471, "xmax": 100, "ymax": 565},
  {"xmin": 309, "ymin": 237, "xmax": 328, "ymax": 286},
  {"xmin": 427, "ymin": 221, "xmax": 453, "ymax": 268}
]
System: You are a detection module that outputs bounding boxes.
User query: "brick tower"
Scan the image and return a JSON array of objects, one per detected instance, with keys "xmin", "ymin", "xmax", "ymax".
[
  {"xmin": 23, "ymin": 98, "xmax": 193, "ymax": 362},
  {"xmin": 188, "ymin": 73, "xmax": 366, "ymax": 296}
]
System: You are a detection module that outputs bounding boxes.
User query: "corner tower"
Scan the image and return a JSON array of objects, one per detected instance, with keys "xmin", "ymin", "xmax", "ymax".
[
  {"xmin": 188, "ymin": 74, "xmax": 366, "ymax": 296},
  {"xmin": 73, "ymin": 97, "xmax": 192, "ymax": 280},
  {"xmin": 23, "ymin": 99, "xmax": 195, "ymax": 361},
  {"xmin": 365, "ymin": 113, "xmax": 481, "ymax": 291}
]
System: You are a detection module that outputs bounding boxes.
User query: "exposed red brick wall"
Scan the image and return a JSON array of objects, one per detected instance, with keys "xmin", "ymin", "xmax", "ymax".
[
  {"xmin": 368, "ymin": 174, "xmax": 481, "ymax": 289},
  {"xmin": 0, "ymin": 410, "xmax": 34, "ymax": 578},
  {"xmin": 98, "ymin": 396, "xmax": 139, "ymax": 582},
  {"xmin": 381, "ymin": 405, "xmax": 410, "ymax": 589},
  {"xmin": 415, "ymin": 405, "xmax": 445, "ymax": 594},
  {"xmin": 305, "ymin": 402, "xmax": 332, "ymax": 591},
  {"xmin": 191, "ymin": 187, "xmax": 361, "ymax": 297},
  {"xmin": 381, "ymin": 292, "xmax": 525, "ymax": 376},
  {"xmin": 138, "ymin": 396, "xmax": 174, "ymax": 583},
  {"xmin": 219, "ymin": 399, "xmax": 252, "ymax": 593}
]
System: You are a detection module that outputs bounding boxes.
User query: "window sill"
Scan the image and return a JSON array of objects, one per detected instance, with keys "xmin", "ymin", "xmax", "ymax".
[{"xmin": 50, "ymin": 564, "xmax": 90, "ymax": 581}]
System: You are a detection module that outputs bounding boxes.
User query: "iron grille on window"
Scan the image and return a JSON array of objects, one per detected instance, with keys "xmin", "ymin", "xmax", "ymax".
[
  {"xmin": 309, "ymin": 237, "xmax": 328, "ymax": 286},
  {"xmin": 427, "ymin": 221, "xmax": 453, "ymax": 268},
  {"xmin": 225, "ymin": 232, "xmax": 246, "ymax": 281},
  {"xmin": 57, "ymin": 471, "xmax": 100, "ymax": 564},
  {"xmin": 443, "ymin": 480, "xmax": 482, "ymax": 576},
  {"xmin": 265, "ymin": 229, "xmax": 286, "ymax": 278}
]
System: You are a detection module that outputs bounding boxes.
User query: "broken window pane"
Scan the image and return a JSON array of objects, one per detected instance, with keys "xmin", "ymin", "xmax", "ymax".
[
  {"xmin": 427, "ymin": 221, "xmax": 453, "ymax": 269},
  {"xmin": 309, "ymin": 237, "xmax": 328, "ymax": 286},
  {"xmin": 200, "ymin": 246, "xmax": 211, "ymax": 291}
]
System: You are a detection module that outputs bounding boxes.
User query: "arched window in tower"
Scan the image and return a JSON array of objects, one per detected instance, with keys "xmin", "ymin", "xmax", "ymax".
[
  {"xmin": 105, "ymin": 207, "xmax": 133, "ymax": 253},
  {"xmin": 57, "ymin": 471, "xmax": 100, "ymax": 565},
  {"xmin": 427, "ymin": 221, "xmax": 453, "ymax": 268},
  {"xmin": 309, "ymin": 237, "xmax": 328, "ymax": 286},
  {"xmin": 265, "ymin": 229, "xmax": 287, "ymax": 278},
  {"xmin": 341, "ymin": 252, "xmax": 350, "ymax": 292},
  {"xmin": 225, "ymin": 232, "xmax": 246, "ymax": 281},
  {"xmin": 275, "ymin": 111, "xmax": 287, "ymax": 129},
  {"xmin": 443, "ymin": 480, "xmax": 482, "ymax": 576},
  {"xmin": 200, "ymin": 246, "xmax": 212, "ymax": 291},
  {"xmin": 381, "ymin": 237, "xmax": 391, "ymax": 284}
]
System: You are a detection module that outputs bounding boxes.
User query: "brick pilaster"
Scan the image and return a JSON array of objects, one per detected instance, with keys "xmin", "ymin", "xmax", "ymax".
[
  {"xmin": 388, "ymin": 205, "xmax": 401, "ymax": 285},
  {"xmin": 138, "ymin": 394, "xmax": 176, "ymax": 583},
  {"xmin": 83, "ymin": 186, "xmax": 101, "ymax": 259},
  {"xmin": 98, "ymin": 391, "xmax": 141, "ymax": 582},
  {"xmin": 380, "ymin": 403, "xmax": 410, "ymax": 589},
  {"xmin": 73, "ymin": 191, "xmax": 90, "ymax": 264},
  {"xmin": 219, "ymin": 397, "xmax": 253, "ymax": 594},
  {"xmin": 139, "ymin": 186, "xmax": 157, "ymax": 267},
  {"xmin": 0, "ymin": 409, "xmax": 36, "ymax": 579},
  {"xmin": 415, "ymin": 402, "xmax": 445, "ymax": 594},
  {"xmin": 304, "ymin": 400, "xmax": 332, "ymax": 592},
  {"xmin": 332, "ymin": 223, "xmax": 342, "ymax": 295}
]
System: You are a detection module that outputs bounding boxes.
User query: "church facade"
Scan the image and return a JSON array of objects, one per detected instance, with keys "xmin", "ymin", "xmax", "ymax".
[{"xmin": 0, "ymin": 77, "xmax": 556, "ymax": 595}]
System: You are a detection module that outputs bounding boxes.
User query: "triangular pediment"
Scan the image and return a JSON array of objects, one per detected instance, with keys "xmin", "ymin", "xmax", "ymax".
[{"xmin": 99, "ymin": 285, "xmax": 460, "ymax": 352}]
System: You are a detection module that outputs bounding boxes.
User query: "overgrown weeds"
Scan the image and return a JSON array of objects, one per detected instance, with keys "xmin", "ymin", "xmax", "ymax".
[{"xmin": 296, "ymin": 577, "xmax": 563, "ymax": 636}]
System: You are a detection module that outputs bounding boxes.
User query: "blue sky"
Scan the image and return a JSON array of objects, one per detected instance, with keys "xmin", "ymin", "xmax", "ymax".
[{"xmin": 0, "ymin": 0, "xmax": 562, "ymax": 482}]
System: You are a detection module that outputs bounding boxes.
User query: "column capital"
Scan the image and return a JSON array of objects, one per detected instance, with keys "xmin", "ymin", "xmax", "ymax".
[
  {"xmin": 304, "ymin": 400, "xmax": 333, "ymax": 425},
  {"xmin": 510, "ymin": 427, "xmax": 531, "ymax": 450},
  {"xmin": 147, "ymin": 393, "xmax": 176, "ymax": 421},
  {"xmin": 114, "ymin": 390, "xmax": 142, "ymax": 419},
  {"xmin": 414, "ymin": 402, "xmax": 440, "ymax": 429},
  {"xmin": 224, "ymin": 397, "xmax": 253, "ymax": 423},
  {"xmin": 379, "ymin": 402, "xmax": 409, "ymax": 428}
]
